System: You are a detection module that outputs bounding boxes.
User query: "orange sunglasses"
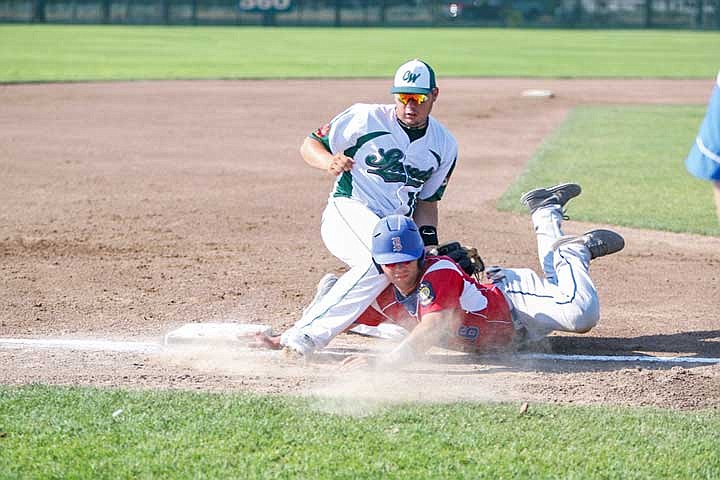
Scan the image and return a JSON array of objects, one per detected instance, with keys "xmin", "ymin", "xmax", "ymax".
[{"xmin": 396, "ymin": 93, "xmax": 429, "ymax": 105}]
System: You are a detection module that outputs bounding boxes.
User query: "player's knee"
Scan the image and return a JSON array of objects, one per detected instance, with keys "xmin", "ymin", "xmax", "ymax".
[{"xmin": 571, "ymin": 297, "xmax": 600, "ymax": 333}]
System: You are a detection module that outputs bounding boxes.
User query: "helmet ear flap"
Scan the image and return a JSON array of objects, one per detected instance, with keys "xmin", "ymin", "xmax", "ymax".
[{"xmin": 417, "ymin": 250, "xmax": 426, "ymax": 269}]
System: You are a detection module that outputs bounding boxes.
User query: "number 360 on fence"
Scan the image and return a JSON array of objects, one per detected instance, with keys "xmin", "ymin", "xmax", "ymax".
[{"xmin": 238, "ymin": 0, "xmax": 293, "ymax": 11}]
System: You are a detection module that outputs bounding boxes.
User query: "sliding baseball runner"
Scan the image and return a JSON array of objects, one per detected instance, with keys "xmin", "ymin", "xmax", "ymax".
[{"xmin": 342, "ymin": 184, "xmax": 625, "ymax": 369}]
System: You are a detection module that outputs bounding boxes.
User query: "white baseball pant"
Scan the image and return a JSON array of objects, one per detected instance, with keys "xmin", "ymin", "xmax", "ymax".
[
  {"xmin": 280, "ymin": 197, "xmax": 391, "ymax": 353},
  {"xmin": 496, "ymin": 205, "xmax": 600, "ymax": 340}
]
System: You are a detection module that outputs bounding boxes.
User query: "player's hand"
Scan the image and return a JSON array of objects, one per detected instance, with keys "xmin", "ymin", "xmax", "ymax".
[
  {"xmin": 339, "ymin": 354, "xmax": 372, "ymax": 371},
  {"xmin": 245, "ymin": 332, "xmax": 282, "ymax": 350},
  {"xmin": 327, "ymin": 153, "xmax": 355, "ymax": 176}
]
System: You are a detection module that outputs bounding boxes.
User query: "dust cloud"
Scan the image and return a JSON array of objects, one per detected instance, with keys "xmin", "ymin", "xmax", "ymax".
[{"xmin": 155, "ymin": 326, "xmax": 528, "ymax": 415}]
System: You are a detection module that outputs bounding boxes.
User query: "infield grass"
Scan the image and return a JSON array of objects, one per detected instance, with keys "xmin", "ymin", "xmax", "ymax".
[
  {"xmin": 498, "ymin": 105, "xmax": 720, "ymax": 236},
  {"xmin": 1, "ymin": 385, "xmax": 719, "ymax": 479},
  {"xmin": 1, "ymin": 25, "xmax": 719, "ymax": 82}
]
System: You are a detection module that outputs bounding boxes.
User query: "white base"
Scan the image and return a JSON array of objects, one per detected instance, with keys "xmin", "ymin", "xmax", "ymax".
[
  {"xmin": 164, "ymin": 322, "xmax": 272, "ymax": 347},
  {"xmin": 522, "ymin": 89, "xmax": 555, "ymax": 98}
]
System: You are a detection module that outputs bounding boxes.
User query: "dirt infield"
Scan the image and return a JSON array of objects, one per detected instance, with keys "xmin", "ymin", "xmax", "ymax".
[{"xmin": 1, "ymin": 78, "xmax": 719, "ymax": 410}]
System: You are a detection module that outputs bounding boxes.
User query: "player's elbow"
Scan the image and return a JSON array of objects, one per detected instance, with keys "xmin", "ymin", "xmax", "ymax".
[
  {"xmin": 300, "ymin": 137, "xmax": 326, "ymax": 167},
  {"xmin": 299, "ymin": 137, "xmax": 313, "ymax": 159}
]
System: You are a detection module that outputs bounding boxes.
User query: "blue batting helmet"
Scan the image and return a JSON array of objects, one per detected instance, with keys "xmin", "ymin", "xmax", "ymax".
[{"xmin": 371, "ymin": 215, "xmax": 425, "ymax": 265}]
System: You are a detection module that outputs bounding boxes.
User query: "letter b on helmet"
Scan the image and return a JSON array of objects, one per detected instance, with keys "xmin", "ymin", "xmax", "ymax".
[{"xmin": 371, "ymin": 215, "xmax": 425, "ymax": 265}]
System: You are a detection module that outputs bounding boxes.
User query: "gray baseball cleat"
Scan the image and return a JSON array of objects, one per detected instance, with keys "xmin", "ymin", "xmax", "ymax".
[
  {"xmin": 583, "ymin": 229, "xmax": 625, "ymax": 259},
  {"xmin": 552, "ymin": 229, "xmax": 625, "ymax": 260},
  {"xmin": 520, "ymin": 183, "xmax": 582, "ymax": 214}
]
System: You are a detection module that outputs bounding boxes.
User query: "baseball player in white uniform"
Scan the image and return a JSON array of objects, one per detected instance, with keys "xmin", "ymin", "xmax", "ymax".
[{"xmin": 271, "ymin": 59, "xmax": 458, "ymax": 356}]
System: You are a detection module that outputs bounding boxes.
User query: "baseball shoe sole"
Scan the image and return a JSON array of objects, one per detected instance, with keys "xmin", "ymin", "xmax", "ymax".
[
  {"xmin": 552, "ymin": 229, "xmax": 625, "ymax": 260},
  {"xmin": 520, "ymin": 183, "xmax": 582, "ymax": 214}
]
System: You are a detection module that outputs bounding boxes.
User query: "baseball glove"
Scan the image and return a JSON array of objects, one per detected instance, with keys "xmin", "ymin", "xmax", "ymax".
[{"xmin": 429, "ymin": 241, "xmax": 485, "ymax": 279}]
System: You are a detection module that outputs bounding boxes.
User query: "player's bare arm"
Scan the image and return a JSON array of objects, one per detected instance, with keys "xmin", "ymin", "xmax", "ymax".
[
  {"xmin": 413, "ymin": 200, "xmax": 439, "ymax": 246},
  {"xmin": 300, "ymin": 136, "xmax": 354, "ymax": 176},
  {"xmin": 341, "ymin": 310, "xmax": 458, "ymax": 370},
  {"xmin": 412, "ymin": 200, "xmax": 438, "ymax": 228}
]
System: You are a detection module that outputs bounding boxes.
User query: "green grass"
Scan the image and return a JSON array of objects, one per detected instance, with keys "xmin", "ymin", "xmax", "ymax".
[
  {"xmin": 498, "ymin": 105, "xmax": 720, "ymax": 235},
  {"xmin": 1, "ymin": 25, "xmax": 719, "ymax": 82},
  {"xmin": 1, "ymin": 25, "xmax": 717, "ymax": 478},
  {"xmin": 0, "ymin": 385, "xmax": 719, "ymax": 479}
]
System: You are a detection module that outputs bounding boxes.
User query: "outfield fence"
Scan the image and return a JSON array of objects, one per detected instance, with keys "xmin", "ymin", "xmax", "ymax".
[{"xmin": 0, "ymin": 0, "xmax": 718, "ymax": 28}]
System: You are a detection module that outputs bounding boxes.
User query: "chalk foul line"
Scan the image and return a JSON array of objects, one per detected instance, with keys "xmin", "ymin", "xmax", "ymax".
[
  {"xmin": 0, "ymin": 338, "xmax": 162, "ymax": 354},
  {"xmin": 0, "ymin": 338, "xmax": 718, "ymax": 364}
]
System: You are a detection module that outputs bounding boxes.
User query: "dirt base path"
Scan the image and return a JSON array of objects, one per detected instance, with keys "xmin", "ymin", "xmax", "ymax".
[{"xmin": 1, "ymin": 79, "xmax": 718, "ymax": 410}]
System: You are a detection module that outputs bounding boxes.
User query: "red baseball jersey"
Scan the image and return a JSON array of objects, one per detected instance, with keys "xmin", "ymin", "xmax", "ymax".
[{"xmin": 355, "ymin": 256, "xmax": 515, "ymax": 352}]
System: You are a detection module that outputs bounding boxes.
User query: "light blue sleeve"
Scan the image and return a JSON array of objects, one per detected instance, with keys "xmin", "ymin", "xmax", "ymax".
[{"xmin": 685, "ymin": 72, "xmax": 720, "ymax": 181}]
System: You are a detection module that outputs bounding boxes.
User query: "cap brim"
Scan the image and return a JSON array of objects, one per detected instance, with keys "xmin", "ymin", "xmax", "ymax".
[
  {"xmin": 391, "ymin": 86, "xmax": 433, "ymax": 95},
  {"xmin": 373, "ymin": 252, "xmax": 421, "ymax": 265}
]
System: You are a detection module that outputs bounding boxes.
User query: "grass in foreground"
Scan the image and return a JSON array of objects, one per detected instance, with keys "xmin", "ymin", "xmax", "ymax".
[
  {"xmin": 498, "ymin": 105, "xmax": 720, "ymax": 236},
  {"xmin": 1, "ymin": 25, "xmax": 719, "ymax": 82},
  {"xmin": 1, "ymin": 385, "xmax": 719, "ymax": 478}
]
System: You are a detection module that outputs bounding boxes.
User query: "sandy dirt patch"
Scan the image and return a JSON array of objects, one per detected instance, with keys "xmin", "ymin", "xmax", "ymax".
[{"xmin": 1, "ymin": 78, "xmax": 718, "ymax": 410}]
